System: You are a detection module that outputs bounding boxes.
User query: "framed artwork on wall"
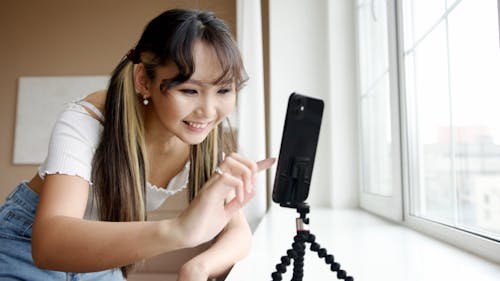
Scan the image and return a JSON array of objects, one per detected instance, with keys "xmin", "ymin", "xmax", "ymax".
[{"xmin": 13, "ymin": 76, "xmax": 109, "ymax": 164}]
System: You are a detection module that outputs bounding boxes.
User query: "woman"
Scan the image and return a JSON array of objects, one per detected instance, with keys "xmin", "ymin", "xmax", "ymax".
[{"xmin": 0, "ymin": 8, "xmax": 274, "ymax": 281}]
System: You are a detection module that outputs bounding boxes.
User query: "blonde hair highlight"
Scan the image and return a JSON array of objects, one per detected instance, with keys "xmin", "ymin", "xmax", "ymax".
[
  {"xmin": 92, "ymin": 58, "xmax": 148, "ymax": 276},
  {"xmin": 122, "ymin": 62, "xmax": 147, "ymax": 221},
  {"xmin": 189, "ymin": 123, "xmax": 237, "ymax": 202}
]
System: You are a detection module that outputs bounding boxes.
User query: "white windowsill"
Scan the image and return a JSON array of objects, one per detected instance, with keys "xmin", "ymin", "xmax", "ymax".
[{"xmin": 226, "ymin": 207, "xmax": 500, "ymax": 280}]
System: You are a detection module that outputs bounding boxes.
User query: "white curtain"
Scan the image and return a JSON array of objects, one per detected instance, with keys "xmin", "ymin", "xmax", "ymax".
[{"xmin": 236, "ymin": 0, "xmax": 267, "ymax": 231}]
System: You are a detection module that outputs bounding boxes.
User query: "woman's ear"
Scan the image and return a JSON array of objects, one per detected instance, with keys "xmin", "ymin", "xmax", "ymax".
[{"xmin": 134, "ymin": 63, "xmax": 150, "ymax": 94}]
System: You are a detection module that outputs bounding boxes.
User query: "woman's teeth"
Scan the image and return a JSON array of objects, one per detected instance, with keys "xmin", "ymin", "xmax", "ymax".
[{"xmin": 186, "ymin": 121, "xmax": 208, "ymax": 129}]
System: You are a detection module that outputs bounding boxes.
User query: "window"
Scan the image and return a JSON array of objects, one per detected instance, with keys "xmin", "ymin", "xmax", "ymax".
[
  {"xmin": 357, "ymin": 0, "xmax": 403, "ymax": 220},
  {"xmin": 402, "ymin": 0, "xmax": 500, "ymax": 241},
  {"xmin": 357, "ymin": 0, "xmax": 500, "ymax": 262}
]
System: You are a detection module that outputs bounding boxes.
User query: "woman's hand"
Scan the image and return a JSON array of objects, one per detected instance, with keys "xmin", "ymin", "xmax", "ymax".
[{"xmin": 175, "ymin": 154, "xmax": 275, "ymax": 248}]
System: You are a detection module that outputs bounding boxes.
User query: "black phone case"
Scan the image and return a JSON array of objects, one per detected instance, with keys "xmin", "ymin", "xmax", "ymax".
[{"xmin": 272, "ymin": 93, "xmax": 324, "ymax": 207}]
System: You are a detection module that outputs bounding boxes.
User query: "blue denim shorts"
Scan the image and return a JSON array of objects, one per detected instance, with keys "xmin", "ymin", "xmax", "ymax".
[{"xmin": 0, "ymin": 181, "xmax": 125, "ymax": 281}]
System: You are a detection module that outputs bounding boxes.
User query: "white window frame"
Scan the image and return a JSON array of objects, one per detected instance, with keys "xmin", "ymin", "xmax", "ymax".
[
  {"xmin": 358, "ymin": 0, "xmax": 500, "ymax": 264},
  {"xmin": 357, "ymin": 0, "xmax": 403, "ymax": 222}
]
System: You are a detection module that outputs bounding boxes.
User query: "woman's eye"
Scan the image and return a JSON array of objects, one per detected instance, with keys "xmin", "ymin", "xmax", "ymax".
[
  {"xmin": 180, "ymin": 89, "xmax": 198, "ymax": 95},
  {"xmin": 217, "ymin": 88, "xmax": 231, "ymax": 94}
]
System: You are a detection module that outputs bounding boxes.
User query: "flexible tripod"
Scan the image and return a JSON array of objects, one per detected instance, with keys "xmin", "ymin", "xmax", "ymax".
[{"xmin": 271, "ymin": 203, "xmax": 353, "ymax": 281}]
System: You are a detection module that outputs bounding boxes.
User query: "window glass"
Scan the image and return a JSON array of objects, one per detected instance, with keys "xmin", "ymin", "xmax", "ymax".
[
  {"xmin": 360, "ymin": 74, "xmax": 393, "ymax": 196},
  {"xmin": 410, "ymin": 22, "xmax": 454, "ymax": 223},
  {"xmin": 358, "ymin": 0, "xmax": 389, "ymax": 91},
  {"xmin": 447, "ymin": 0, "xmax": 500, "ymax": 239},
  {"xmin": 358, "ymin": 0, "xmax": 394, "ymax": 196},
  {"xmin": 403, "ymin": 0, "xmax": 500, "ymax": 240}
]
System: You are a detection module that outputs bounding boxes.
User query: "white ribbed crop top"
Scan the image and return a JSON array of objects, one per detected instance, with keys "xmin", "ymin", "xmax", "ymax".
[{"xmin": 38, "ymin": 100, "xmax": 189, "ymax": 220}]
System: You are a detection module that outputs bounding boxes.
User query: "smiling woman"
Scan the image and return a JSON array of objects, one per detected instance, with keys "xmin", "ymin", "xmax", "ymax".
[{"xmin": 0, "ymin": 8, "xmax": 275, "ymax": 281}]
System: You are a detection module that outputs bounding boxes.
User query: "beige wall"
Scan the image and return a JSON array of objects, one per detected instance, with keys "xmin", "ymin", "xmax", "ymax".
[{"xmin": 0, "ymin": 0, "xmax": 235, "ymax": 203}]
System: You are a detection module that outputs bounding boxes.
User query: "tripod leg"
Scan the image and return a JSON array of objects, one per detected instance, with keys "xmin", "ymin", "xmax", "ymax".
[
  {"xmin": 291, "ymin": 233, "xmax": 306, "ymax": 281},
  {"xmin": 304, "ymin": 233, "xmax": 354, "ymax": 281},
  {"xmin": 271, "ymin": 235, "xmax": 300, "ymax": 281},
  {"xmin": 271, "ymin": 232, "xmax": 309, "ymax": 281}
]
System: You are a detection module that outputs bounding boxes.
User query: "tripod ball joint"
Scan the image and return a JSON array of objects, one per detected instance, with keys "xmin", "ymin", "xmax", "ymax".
[
  {"xmin": 310, "ymin": 242, "xmax": 320, "ymax": 251},
  {"xmin": 281, "ymin": 256, "xmax": 291, "ymax": 265},
  {"xmin": 318, "ymin": 248, "xmax": 327, "ymax": 258},
  {"xmin": 293, "ymin": 257, "xmax": 304, "ymax": 269},
  {"xmin": 286, "ymin": 249, "xmax": 298, "ymax": 259},
  {"xmin": 293, "ymin": 266, "xmax": 304, "ymax": 275},
  {"xmin": 337, "ymin": 270, "xmax": 347, "ymax": 279},
  {"xmin": 325, "ymin": 254, "xmax": 335, "ymax": 264},
  {"xmin": 306, "ymin": 233, "xmax": 316, "ymax": 243},
  {"xmin": 294, "ymin": 235, "xmax": 305, "ymax": 243},
  {"xmin": 292, "ymin": 242, "xmax": 304, "ymax": 252},
  {"xmin": 276, "ymin": 263, "xmax": 287, "ymax": 273},
  {"xmin": 271, "ymin": 272, "xmax": 282, "ymax": 281}
]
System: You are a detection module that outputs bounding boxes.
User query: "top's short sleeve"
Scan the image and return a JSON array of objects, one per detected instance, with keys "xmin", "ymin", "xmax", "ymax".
[{"xmin": 38, "ymin": 102, "xmax": 103, "ymax": 184}]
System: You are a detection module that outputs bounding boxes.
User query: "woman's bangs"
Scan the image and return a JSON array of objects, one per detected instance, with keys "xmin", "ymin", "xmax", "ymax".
[{"xmin": 207, "ymin": 35, "xmax": 247, "ymax": 89}]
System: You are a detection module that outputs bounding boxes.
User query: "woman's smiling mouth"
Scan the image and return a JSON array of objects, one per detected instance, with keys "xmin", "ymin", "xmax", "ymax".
[{"xmin": 184, "ymin": 120, "xmax": 212, "ymax": 130}]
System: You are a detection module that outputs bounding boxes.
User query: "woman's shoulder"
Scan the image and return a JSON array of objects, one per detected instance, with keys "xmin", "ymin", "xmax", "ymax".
[{"xmin": 79, "ymin": 90, "xmax": 107, "ymax": 122}]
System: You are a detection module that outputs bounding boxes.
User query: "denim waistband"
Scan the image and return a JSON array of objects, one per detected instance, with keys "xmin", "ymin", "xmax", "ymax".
[{"xmin": 6, "ymin": 181, "xmax": 39, "ymax": 215}]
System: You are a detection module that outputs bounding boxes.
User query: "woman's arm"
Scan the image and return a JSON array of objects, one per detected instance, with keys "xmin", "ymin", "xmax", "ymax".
[
  {"xmin": 177, "ymin": 211, "xmax": 252, "ymax": 281},
  {"xmin": 32, "ymin": 174, "xmax": 186, "ymax": 272},
  {"xmin": 32, "ymin": 157, "xmax": 274, "ymax": 273}
]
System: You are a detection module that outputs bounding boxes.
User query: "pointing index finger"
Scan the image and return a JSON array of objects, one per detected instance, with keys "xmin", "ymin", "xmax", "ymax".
[{"xmin": 256, "ymin": 157, "xmax": 276, "ymax": 172}]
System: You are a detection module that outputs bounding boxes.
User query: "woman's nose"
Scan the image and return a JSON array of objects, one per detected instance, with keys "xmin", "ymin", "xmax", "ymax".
[{"xmin": 195, "ymin": 95, "xmax": 217, "ymax": 117}]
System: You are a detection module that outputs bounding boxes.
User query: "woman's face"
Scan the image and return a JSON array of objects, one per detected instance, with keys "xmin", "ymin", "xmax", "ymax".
[{"xmin": 144, "ymin": 41, "xmax": 236, "ymax": 145}]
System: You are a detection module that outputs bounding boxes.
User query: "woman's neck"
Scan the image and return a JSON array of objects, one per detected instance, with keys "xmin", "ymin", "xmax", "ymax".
[
  {"xmin": 142, "ymin": 110, "xmax": 190, "ymax": 188},
  {"xmin": 144, "ymin": 132, "xmax": 190, "ymax": 188}
]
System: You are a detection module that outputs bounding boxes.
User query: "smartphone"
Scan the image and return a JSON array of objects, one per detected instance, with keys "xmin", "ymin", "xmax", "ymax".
[{"xmin": 272, "ymin": 93, "xmax": 324, "ymax": 208}]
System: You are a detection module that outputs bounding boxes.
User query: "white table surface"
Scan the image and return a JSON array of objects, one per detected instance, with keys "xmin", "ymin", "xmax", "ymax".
[{"xmin": 225, "ymin": 207, "xmax": 500, "ymax": 281}]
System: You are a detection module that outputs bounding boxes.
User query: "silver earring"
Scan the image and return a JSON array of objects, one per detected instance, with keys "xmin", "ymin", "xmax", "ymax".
[{"xmin": 143, "ymin": 96, "xmax": 149, "ymax": 106}]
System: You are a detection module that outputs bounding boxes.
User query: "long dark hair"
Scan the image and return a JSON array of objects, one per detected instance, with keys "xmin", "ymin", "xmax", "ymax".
[{"xmin": 91, "ymin": 9, "xmax": 247, "ymax": 277}]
